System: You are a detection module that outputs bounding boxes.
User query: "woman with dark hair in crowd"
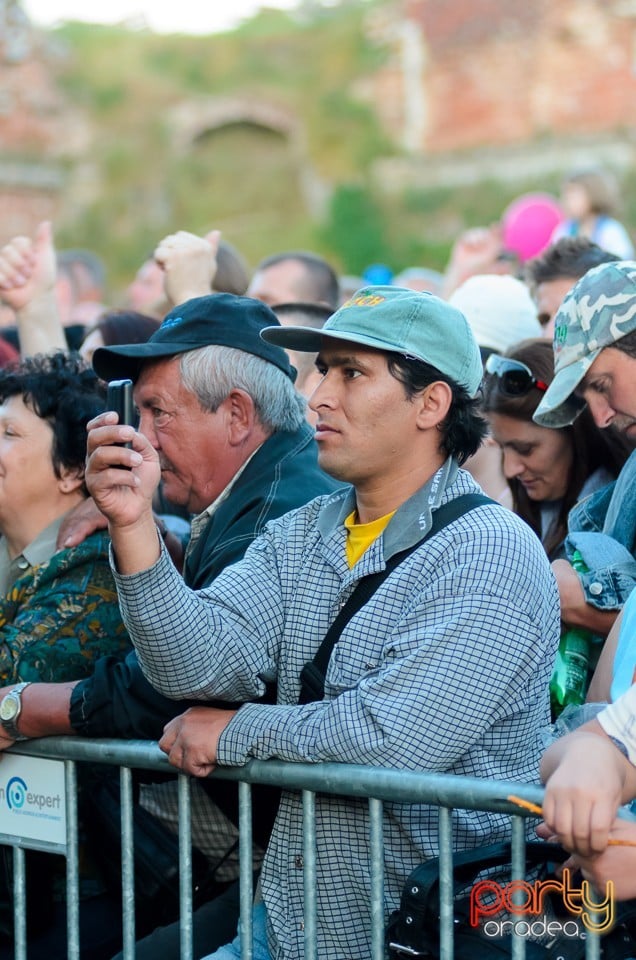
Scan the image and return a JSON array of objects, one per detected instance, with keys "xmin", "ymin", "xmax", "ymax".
[
  {"xmin": 480, "ymin": 338, "xmax": 630, "ymax": 560},
  {"xmin": 79, "ymin": 309, "xmax": 160, "ymax": 365},
  {"xmin": 0, "ymin": 350, "xmax": 129, "ymax": 683}
]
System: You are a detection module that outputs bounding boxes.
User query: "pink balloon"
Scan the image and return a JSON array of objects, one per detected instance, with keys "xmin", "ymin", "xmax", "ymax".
[{"xmin": 501, "ymin": 193, "xmax": 564, "ymax": 262}]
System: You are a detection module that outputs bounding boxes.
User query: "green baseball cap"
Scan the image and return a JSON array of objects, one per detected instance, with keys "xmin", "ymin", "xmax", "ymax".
[
  {"xmin": 534, "ymin": 260, "xmax": 636, "ymax": 428},
  {"xmin": 260, "ymin": 285, "xmax": 484, "ymax": 396}
]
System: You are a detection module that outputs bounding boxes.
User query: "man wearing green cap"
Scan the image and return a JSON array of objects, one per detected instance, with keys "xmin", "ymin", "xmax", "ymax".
[
  {"xmin": 534, "ymin": 260, "xmax": 636, "ymax": 648},
  {"xmin": 83, "ymin": 285, "xmax": 559, "ymax": 960}
]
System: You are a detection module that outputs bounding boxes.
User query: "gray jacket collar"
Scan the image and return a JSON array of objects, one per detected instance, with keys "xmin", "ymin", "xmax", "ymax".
[{"xmin": 317, "ymin": 457, "xmax": 460, "ymax": 561}]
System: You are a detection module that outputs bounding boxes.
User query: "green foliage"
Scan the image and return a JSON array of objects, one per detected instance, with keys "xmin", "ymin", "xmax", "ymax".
[
  {"xmin": 321, "ymin": 183, "xmax": 389, "ymax": 273},
  {"xmin": 45, "ymin": 1, "xmax": 396, "ymax": 292}
]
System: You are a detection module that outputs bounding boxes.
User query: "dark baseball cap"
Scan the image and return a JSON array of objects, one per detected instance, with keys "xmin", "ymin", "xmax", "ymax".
[{"xmin": 92, "ymin": 293, "xmax": 296, "ymax": 383}]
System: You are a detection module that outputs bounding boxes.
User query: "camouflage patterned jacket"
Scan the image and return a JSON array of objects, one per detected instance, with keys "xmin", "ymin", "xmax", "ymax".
[{"xmin": 0, "ymin": 530, "xmax": 130, "ymax": 683}]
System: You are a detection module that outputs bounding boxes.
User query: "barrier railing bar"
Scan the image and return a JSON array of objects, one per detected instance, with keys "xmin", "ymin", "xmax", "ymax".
[
  {"xmin": 510, "ymin": 814, "xmax": 527, "ymax": 960},
  {"xmin": 438, "ymin": 804, "xmax": 454, "ymax": 960},
  {"xmin": 120, "ymin": 766, "xmax": 136, "ymax": 959},
  {"xmin": 11, "ymin": 739, "xmax": 547, "ymax": 813},
  {"xmin": 9, "ymin": 736, "xmax": 522, "ymax": 801},
  {"xmin": 586, "ymin": 917, "xmax": 602, "ymax": 959},
  {"xmin": 12, "ymin": 845, "xmax": 26, "ymax": 960},
  {"xmin": 302, "ymin": 789, "xmax": 317, "ymax": 960},
  {"xmin": 65, "ymin": 759, "xmax": 80, "ymax": 960},
  {"xmin": 178, "ymin": 774, "xmax": 194, "ymax": 960},
  {"xmin": 0, "ymin": 834, "xmax": 66, "ymax": 855},
  {"xmin": 368, "ymin": 796, "xmax": 385, "ymax": 960},
  {"xmin": 238, "ymin": 780, "xmax": 253, "ymax": 960}
]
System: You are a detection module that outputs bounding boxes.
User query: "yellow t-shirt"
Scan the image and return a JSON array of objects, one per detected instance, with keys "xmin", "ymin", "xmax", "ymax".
[{"xmin": 344, "ymin": 509, "xmax": 396, "ymax": 569}]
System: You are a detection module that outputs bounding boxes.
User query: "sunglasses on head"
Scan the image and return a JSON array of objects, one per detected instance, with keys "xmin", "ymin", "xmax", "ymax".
[{"xmin": 485, "ymin": 354, "xmax": 549, "ymax": 397}]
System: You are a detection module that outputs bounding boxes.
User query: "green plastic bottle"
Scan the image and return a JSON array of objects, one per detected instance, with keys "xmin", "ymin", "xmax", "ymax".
[{"xmin": 549, "ymin": 550, "xmax": 593, "ymax": 718}]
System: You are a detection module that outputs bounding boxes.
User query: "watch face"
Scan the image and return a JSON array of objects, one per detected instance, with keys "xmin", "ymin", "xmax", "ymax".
[{"xmin": 0, "ymin": 695, "xmax": 18, "ymax": 722}]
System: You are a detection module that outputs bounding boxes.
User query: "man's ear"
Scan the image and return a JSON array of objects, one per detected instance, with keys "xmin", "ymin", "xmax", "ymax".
[
  {"xmin": 57, "ymin": 466, "xmax": 85, "ymax": 495},
  {"xmin": 225, "ymin": 389, "xmax": 257, "ymax": 445},
  {"xmin": 415, "ymin": 381, "xmax": 453, "ymax": 430}
]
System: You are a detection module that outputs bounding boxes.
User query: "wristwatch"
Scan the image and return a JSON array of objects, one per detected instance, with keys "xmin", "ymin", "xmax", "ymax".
[{"xmin": 0, "ymin": 682, "xmax": 32, "ymax": 740}]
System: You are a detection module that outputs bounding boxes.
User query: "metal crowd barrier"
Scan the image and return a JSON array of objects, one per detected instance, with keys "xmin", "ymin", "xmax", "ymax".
[{"xmin": 0, "ymin": 737, "xmax": 602, "ymax": 960}]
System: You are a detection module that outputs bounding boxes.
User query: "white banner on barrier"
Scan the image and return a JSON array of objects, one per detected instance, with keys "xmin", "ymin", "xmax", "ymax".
[{"xmin": 0, "ymin": 754, "xmax": 66, "ymax": 845}]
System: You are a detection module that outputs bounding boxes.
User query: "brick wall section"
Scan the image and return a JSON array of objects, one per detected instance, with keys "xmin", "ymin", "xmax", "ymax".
[{"xmin": 379, "ymin": 0, "xmax": 636, "ymax": 152}]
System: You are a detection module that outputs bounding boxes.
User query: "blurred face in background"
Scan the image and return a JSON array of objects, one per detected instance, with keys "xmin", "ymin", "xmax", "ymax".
[
  {"xmin": 127, "ymin": 260, "xmax": 164, "ymax": 313},
  {"xmin": 534, "ymin": 276, "xmax": 575, "ymax": 340},
  {"xmin": 562, "ymin": 182, "xmax": 591, "ymax": 221},
  {"xmin": 248, "ymin": 260, "xmax": 309, "ymax": 307},
  {"xmin": 488, "ymin": 412, "xmax": 573, "ymax": 502}
]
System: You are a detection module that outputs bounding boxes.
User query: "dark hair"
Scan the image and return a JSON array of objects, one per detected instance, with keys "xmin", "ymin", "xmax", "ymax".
[
  {"xmin": 257, "ymin": 251, "xmax": 340, "ymax": 309},
  {"xmin": 214, "ymin": 239, "xmax": 250, "ymax": 296},
  {"xmin": 273, "ymin": 302, "xmax": 332, "ymax": 328},
  {"xmin": 84, "ymin": 309, "xmax": 160, "ymax": 348},
  {"xmin": 612, "ymin": 329, "xmax": 636, "ymax": 360},
  {"xmin": 481, "ymin": 338, "xmax": 628, "ymax": 556},
  {"xmin": 386, "ymin": 354, "xmax": 488, "ymax": 465},
  {"xmin": 0, "ymin": 352, "xmax": 106, "ymax": 490},
  {"xmin": 525, "ymin": 237, "xmax": 619, "ymax": 290}
]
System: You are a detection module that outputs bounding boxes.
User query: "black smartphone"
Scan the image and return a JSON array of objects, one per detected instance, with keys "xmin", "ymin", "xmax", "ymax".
[{"xmin": 106, "ymin": 379, "xmax": 135, "ymax": 450}]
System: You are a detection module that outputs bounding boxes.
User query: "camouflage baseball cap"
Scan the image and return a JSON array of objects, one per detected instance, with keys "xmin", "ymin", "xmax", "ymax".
[{"xmin": 534, "ymin": 260, "xmax": 636, "ymax": 428}]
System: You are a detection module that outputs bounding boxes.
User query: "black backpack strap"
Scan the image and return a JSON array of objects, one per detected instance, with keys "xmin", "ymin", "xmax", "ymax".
[{"xmin": 298, "ymin": 493, "xmax": 494, "ymax": 704}]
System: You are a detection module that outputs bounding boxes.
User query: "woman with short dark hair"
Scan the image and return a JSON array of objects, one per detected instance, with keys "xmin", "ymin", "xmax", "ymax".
[{"xmin": 0, "ymin": 351, "xmax": 129, "ymax": 683}]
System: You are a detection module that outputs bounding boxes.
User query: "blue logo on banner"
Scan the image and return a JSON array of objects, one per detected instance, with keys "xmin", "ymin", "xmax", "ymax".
[{"xmin": 6, "ymin": 776, "xmax": 27, "ymax": 810}]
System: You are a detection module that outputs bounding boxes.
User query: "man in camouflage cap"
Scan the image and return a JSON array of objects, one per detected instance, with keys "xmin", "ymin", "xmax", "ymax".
[
  {"xmin": 535, "ymin": 260, "xmax": 636, "ymax": 646},
  {"xmin": 535, "ymin": 259, "xmax": 636, "ymax": 433}
]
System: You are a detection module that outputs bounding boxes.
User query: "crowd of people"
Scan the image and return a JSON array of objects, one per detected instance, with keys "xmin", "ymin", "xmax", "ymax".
[{"xmin": 0, "ymin": 162, "xmax": 635, "ymax": 959}]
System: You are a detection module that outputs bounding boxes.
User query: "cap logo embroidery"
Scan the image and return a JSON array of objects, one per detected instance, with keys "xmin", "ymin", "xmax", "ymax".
[
  {"xmin": 341, "ymin": 294, "xmax": 386, "ymax": 309},
  {"xmin": 160, "ymin": 315, "xmax": 184, "ymax": 330},
  {"xmin": 553, "ymin": 322, "xmax": 568, "ymax": 351}
]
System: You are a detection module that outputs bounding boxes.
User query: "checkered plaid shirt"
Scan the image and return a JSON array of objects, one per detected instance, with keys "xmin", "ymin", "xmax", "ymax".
[{"xmin": 118, "ymin": 459, "xmax": 560, "ymax": 959}]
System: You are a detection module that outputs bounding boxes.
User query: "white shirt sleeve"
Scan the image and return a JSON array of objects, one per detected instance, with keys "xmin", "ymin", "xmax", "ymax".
[{"xmin": 598, "ymin": 684, "xmax": 636, "ymax": 766}]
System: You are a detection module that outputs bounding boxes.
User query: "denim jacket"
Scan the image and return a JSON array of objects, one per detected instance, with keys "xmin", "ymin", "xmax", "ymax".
[{"xmin": 564, "ymin": 449, "xmax": 636, "ymax": 610}]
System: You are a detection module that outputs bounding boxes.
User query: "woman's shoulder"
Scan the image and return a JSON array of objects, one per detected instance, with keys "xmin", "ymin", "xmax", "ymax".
[{"xmin": 28, "ymin": 530, "xmax": 114, "ymax": 591}]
